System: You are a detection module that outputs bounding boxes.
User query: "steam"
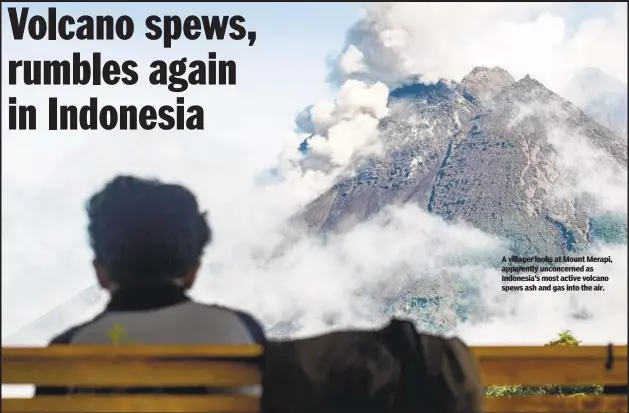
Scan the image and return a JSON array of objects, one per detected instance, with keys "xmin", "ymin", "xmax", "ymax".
[
  {"xmin": 290, "ymin": 79, "xmax": 389, "ymax": 171},
  {"xmin": 329, "ymin": 3, "xmax": 627, "ymax": 95}
]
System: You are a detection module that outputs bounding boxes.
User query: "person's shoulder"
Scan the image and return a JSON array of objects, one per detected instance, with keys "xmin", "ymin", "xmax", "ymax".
[
  {"xmin": 193, "ymin": 301, "xmax": 267, "ymax": 344},
  {"xmin": 48, "ymin": 323, "xmax": 87, "ymax": 345},
  {"xmin": 48, "ymin": 313, "xmax": 105, "ymax": 345}
]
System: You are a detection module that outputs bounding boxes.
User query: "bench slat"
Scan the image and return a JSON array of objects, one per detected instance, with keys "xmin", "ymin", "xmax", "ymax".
[
  {"xmin": 473, "ymin": 345, "xmax": 627, "ymax": 386},
  {"xmin": 472, "ymin": 345, "xmax": 628, "ymax": 359},
  {"xmin": 4, "ymin": 349, "xmax": 625, "ymax": 386},
  {"xmin": 479, "ymin": 356, "xmax": 627, "ymax": 385},
  {"xmin": 3, "ymin": 395, "xmax": 626, "ymax": 413},
  {"xmin": 484, "ymin": 395, "xmax": 628, "ymax": 413},
  {"xmin": 4, "ymin": 344, "xmax": 622, "ymax": 359},
  {"xmin": 1, "ymin": 345, "xmax": 263, "ymax": 359},
  {"xmin": 2, "ymin": 359, "xmax": 261, "ymax": 386},
  {"xmin": 1, "ymin": 395, "xmax": 260, "ymax": 413}
]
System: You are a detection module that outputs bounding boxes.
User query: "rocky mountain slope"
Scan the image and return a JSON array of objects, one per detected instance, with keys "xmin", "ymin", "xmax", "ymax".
[
  {"xmin": 298, "ymin": 67, "xmax": 627, "ymax": 256},
  {"xmin": 563, "ymin": 67, "xmax": 627, "ymax": 138}
]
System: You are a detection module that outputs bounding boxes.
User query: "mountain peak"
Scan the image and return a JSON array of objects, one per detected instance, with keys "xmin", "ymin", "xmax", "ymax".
[
  {"xmin": 461, "ymin": 66, "xmax": 515, "ymax": 101},
  {"xmin": 509, "ymin": 74, "xmax": 548, "ymax": 94},
  {"xmin": 465, "ymin": 66, "xmax": 513, "ymax": 78},
  {"xmin": 517, "ymin": 74, "xmax": 542, "ymax": 85}
]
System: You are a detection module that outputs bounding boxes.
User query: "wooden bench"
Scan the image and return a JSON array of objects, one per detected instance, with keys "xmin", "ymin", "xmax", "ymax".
[
  {"xmin": 2, "ymin": 345, "xmax": 263, "ymax": 413},
  {"xmin": 2, "ymin": 345, "xmax": 627, "ymax": 413},
  {"xmin": 475, "ymin": 345, "xmax": 628, "ymax": 413}
]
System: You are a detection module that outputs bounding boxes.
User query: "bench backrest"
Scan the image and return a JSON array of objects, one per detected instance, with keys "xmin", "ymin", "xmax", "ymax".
[
  {"xmin": 2, "ymin": 345, "xmax": 627, "ymax": 413},
  {"xmin": 474, "ymin": 345, "xmax": 627, "ymax": 413},
  {"xmin": 2, "ymin": 345, "xmax": 263, "ymax": 413}
]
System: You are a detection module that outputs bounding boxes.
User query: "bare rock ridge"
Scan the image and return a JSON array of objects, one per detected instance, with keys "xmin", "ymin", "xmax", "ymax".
[
  {"xmin": 298, "ymin": 67, "xmax": 627, "ymax": 256},
  {"xmin": 460, "ymin": 66, "xmax": 515, "ymax": 102}
]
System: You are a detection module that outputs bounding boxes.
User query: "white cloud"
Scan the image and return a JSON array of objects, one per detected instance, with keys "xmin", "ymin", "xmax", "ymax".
[
  {"xmin": 338, "ymin": 45, "xmax": 366, "ymax": 77},
  {"xmin": 287, "ymin": 79, "xmax": 389, "ymax": 178},
  {"xmin": 331, "ymin": 2, "xmax": 627, "ymax": 93},
  {"xmin": 457, "ymin": 242, "xmax": 627, "ymax": 345}
]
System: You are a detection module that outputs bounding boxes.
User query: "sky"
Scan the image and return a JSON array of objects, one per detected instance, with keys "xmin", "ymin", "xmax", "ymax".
[{"xmin": 1, "ymin": 1, "xmax": 627, "ymax": 358}]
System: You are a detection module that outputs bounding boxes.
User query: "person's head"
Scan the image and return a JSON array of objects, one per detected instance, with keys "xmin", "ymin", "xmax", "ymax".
[{"xmin": 86, "ymin": 175, "xmax": 211, "ymax": 291}]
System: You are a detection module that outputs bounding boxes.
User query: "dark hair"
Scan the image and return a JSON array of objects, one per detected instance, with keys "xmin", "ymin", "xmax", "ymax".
[{"xmin": 86, "ymin": 175, "xmax": 211, "ymax": 283}]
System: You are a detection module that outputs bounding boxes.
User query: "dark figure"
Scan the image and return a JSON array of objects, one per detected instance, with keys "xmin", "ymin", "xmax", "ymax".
[
  {"xmin": 37, "ymin": 175, "xmax": 265, "ymax": 394},
  {"xmin": 263, "ymin": 318, "xmax": 485, "ymax": 413},
  {"xmin": 603, "ymin": 385, "xmax": 628, "ymax": 394}
]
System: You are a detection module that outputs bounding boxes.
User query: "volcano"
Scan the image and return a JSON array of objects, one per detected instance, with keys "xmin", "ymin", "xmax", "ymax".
[{"xmin": 298, "ymin": 67, "xmax": 627, "ymax": 256}]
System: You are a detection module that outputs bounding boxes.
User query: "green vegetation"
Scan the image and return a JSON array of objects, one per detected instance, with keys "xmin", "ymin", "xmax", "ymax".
[{"xmin": 485, "ymin": 330, "xmax": 603, "ymax": 397}]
